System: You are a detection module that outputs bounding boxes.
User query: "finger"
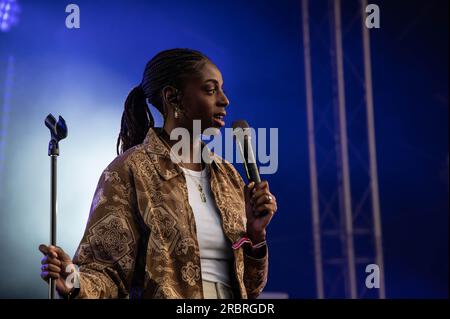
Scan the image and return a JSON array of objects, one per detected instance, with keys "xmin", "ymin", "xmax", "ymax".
[
  {"xmin": 41, "ymin": 255, "xmax": 62, "ymax": 266},
  {"xmin": 49, "ymin": 245, "xmax": 70, "ymax": 260},
  {"xmin": 48, "ymin": 245, "xmax": 61, "ymax": 258},
  {"xmin": 252, "ymin": 180, "xmax": 269, "ymax": 194},
  {"xmin": 39, "ymin": 244, "xmax": 49, "ymax": 255},
  {"xmin": 45, "ymin": 249, "xmax": 58, "ymax": 260},
  {"xmin": 40, "ymin": 271, "xmax": 50, "ymax": 282},
  {"xmin": 252, "ymin": 188, "xmax": 272, "ymax": 202},
  {"xmin": 41, "ymin": 255, "xmax": 62, "ymax": 267},
  {"xmin": 41, "ymin": 271, "xmax": 60, "ymax": 280},
  {"xmin": 255, "ymin": 203, "xmax": 276, "ymax": 215},
  {"xmin": 55, "ymin": 247, "xmax": 72, "ymax": 262},
  {"xmin": 255, "ymin": 209, "xmax": 274, "ymax": 218},
  {"xmin": 41, "ymin": 263, "xmax": 61, "ymax": 274},
  {"xmin": 253, "ymin": 192, "xmax": 275, "ymax": 207},
  {"xmin": 245, "ymin": 182, "xmax": 255, "ymax": 197}
]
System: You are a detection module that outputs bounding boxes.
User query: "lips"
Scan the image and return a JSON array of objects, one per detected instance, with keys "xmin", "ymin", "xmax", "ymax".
[{"xmin": 213, "ymin": 112, "xmax": 226, "ymax": 127}]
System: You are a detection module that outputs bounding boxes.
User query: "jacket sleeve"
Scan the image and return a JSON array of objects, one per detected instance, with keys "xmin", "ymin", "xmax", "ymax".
[
  {"xmin": 228, "ymin": 163, "xmax": 269, "ymax": 299},
  {"xmin": 243, "ymin": 250, "xmax": 269, "ymax": 299},
  {"xmin": 72, "ymin": 159, "xmax": 141, "ymax": 299}
]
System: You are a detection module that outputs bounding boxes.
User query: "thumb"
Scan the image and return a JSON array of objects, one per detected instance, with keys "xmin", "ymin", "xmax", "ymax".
[
  {"xmin": 38, "ymin": 244, "xmax": 49, "ymax": 255},
  {"xmin": 244, "ymin": 182, "xmax": 255, "ymax": 199},
  {"xmin": 49, "ymin": 245, "xmax": 72, "ymax": 262},
  {"xmin": 245, "ymin": 181, "xmax": 255, "ymax": 192}
]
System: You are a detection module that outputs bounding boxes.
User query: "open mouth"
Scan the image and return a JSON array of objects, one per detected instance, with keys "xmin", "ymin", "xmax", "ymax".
[{"xmin": 213, "ymin": 113, "xmax": 226, "ymax": 127}]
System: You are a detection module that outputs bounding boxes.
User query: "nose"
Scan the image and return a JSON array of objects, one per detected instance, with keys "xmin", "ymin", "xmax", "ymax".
[{"xmin": 218, "ymin": 89, "xmax": 230, "ymax": 107}]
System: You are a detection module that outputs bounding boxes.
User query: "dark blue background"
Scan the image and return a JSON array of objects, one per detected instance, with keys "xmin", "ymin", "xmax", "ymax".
[{"xmin": 0, "ymin": 0, "xmax": 447, "ymax": 298}]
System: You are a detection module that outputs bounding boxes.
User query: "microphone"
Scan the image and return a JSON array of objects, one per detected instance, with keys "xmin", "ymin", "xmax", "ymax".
[{"xmin": 232, "ymin": 120, "xmax": 261, "ymax": 184}]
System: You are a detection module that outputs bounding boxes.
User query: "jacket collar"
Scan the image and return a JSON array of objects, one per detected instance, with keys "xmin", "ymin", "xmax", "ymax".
[{"xmin": 143, "ymin": 127, "xmax": 224, "ymax": 180}]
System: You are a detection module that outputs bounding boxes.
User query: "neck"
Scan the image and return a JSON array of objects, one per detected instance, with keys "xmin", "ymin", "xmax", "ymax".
[{"xmin": 160, "ymin": 125, "xmax": 204, "ymax": 171}]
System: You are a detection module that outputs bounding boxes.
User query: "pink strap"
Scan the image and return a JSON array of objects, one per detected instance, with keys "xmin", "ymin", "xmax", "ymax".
[{"xmin": 232, "ymin": 236, "xmax": 252, "ymax": 250}]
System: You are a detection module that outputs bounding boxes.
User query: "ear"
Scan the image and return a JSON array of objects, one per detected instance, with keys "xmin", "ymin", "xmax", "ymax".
[{"xmin": 162, "ymin": 85, "xmax": 180, "ymax": 107}]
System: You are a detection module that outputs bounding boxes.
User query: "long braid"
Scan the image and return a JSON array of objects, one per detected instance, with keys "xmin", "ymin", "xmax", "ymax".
[
  {"xmin": 116, "ymin": 48, "xmax": 212, "ymax": 154},
  {"xmin": 116, "ymin": 86, "xmax": 153, "ymax": 155}
]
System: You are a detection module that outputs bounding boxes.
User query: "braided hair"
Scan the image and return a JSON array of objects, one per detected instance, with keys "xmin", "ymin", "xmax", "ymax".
[{"xmin": 116, "ymin": 48, "xmax": 212, "ymax": 154}]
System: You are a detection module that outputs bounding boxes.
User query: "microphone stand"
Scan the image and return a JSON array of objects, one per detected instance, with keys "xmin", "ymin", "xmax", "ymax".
[{"xmin": 44, "ymin": 114, "xmax": 68, "ymax": 299}]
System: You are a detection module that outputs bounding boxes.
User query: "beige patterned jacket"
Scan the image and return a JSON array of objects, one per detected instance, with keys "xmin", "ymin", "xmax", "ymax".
[{"xmin": 72, "ymin": 127, "xmax": 268, "ymax": 299}]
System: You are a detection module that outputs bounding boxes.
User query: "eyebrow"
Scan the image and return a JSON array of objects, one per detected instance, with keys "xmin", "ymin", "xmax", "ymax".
[
  {"xmin": 203, "ymin": 79, "xmax": 226, "ymax": 91},
  {"xmin": 204, "ymin": 79, "xmax": 221, "ymax": 85}
]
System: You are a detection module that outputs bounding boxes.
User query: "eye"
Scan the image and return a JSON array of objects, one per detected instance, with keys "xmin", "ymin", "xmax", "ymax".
[{"xmin": 205, "ymin": 87, "xmax": 217, "ymax": 95}]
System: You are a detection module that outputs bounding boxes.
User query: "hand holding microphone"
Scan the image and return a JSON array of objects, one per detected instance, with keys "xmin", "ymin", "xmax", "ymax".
[{"xmin": 232, "ymin": 120, "xmax": 278, "ymax": 246}]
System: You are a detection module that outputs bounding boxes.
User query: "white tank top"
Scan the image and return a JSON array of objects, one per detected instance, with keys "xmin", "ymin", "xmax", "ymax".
[{"xmin": 180, "ymin": 166, "xmax": 233, "ymax": 287}]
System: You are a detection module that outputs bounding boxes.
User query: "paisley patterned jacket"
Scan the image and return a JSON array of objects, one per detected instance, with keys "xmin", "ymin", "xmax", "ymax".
[{"xmin": 72, "ymin": 127, "xmax": 268, "ymax": 299}]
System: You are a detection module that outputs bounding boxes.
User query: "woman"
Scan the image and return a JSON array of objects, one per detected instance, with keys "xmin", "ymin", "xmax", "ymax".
[{"xmin": 39, "ymin": 48, "xmax": 278, "ymax": 299}]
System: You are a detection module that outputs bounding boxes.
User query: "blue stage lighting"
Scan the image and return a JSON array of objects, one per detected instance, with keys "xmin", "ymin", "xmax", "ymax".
[{"xmin": 0, "ymin": 0, "xmax": 20, "ymax": 32}]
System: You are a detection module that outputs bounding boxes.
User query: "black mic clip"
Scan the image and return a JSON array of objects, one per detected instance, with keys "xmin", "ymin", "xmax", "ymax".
[{"xmin": 45, "ymin": 114, "xmax": 68, "ymax": 156}]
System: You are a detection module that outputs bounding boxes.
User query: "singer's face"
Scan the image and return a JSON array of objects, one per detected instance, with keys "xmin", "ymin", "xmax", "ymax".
[{"xmin": 179, "ymin": 62, "xmax": 230, "ymax": 135}]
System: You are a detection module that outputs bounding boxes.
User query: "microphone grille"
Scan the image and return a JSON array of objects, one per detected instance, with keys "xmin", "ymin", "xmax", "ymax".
[{"xmin": 232, "ymin": 120, "xmax": 250, "ymax": 130}]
